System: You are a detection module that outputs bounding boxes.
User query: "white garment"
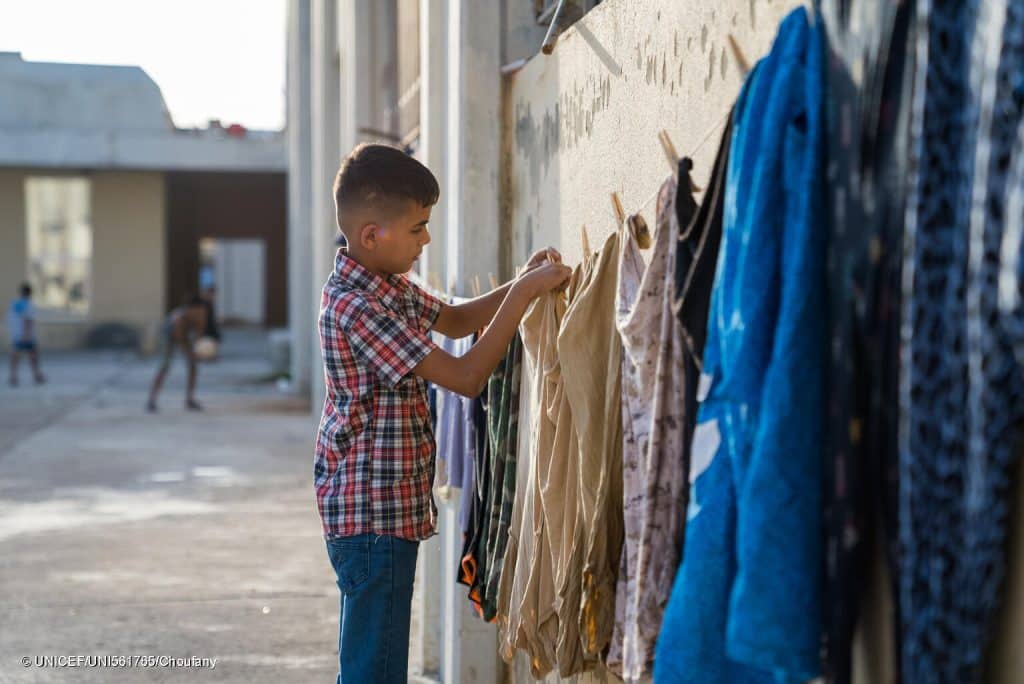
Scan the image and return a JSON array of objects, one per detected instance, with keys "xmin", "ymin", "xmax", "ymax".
[{"xmin": 608, "ymin": 178, "xmax": 689, "ymax": 681}]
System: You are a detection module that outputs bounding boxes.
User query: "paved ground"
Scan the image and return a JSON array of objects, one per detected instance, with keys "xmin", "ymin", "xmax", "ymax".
[{"xmin": 0, "ymin": 331, "xmax": 343, "ymax": 683}]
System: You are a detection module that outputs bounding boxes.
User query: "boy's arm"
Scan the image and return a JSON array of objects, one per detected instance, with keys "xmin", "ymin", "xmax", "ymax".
[
  {"xmin": 432, "ymin": 282, "xmax": 513, "ymax": 339},
  {"xmin": 431, "ymin": 247, "xmax": 562, "ymax": 338},
  {"xmin": 414, "ymin": 262, "xmax": 569, "ymax": 397}
]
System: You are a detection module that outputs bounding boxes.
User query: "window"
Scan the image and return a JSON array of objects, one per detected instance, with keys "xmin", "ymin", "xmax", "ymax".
[{"xmin": 25, "ymin": 176, "xmax": 92, "ymax": 313}]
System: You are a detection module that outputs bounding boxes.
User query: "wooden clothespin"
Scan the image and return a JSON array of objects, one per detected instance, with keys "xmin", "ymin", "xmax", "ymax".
[
  {"xmin": 471, "ymin": 275, "xmax": 481, "ymax": 298},
  {"xmin": 659, "ymin": 130, "xmax": 702, "ymax": 193},
  {"xmin": 488, "ymin": 273, "xmax": 499, "ymax": 290},
  {"xmin": 727, "ymin": 34, "xmax": 751, "ymax": 76},
  {"xmin": 628, "ymin": 214, "xmax": 652, "ymax": 249},
  {"xmin": 611, "ymin": 193, "xmax": 626, "ymax": 226},
  {"xmin": 580, "ymin": 224, "xmax": 591, "ymax": 257}
]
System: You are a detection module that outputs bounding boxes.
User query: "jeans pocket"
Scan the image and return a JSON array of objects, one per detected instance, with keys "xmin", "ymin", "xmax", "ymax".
[{"xmin": 327, "ymin": 536, "xmax": 371, "ymax": 593}]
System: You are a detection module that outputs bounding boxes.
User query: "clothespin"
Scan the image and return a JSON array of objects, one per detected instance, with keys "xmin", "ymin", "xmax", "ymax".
[
  {"xmin": 580, "ymin": 224, "xmax": 591, "ymax": 257},
  {"xmin": 611, "ymin": 193, "xmax": 626, "ymax": 226},
  {"xmin": 472, "ymin": 275, "xmax": 481, "ymax": 298},
  {"xmin": 428, "ymin": 271, "xmax": 441, "ymax": 293},
  {"xmin": 488, "ymin": 273, "xmax": 499, "ymax": 290},
  {"xmin": 659, "ymin": 130, "xmax": 680, "ymax": 175},
  {"xmin": 727, "ymin": 34, "xmax": 751, "ymax": 76},
  {"xmin": 628, "ymin": 214, "xmax": 652, "ymax": 249},
  {"xmin": 659, "ymin": 130, "xmax": 702, "ymax": 193}
]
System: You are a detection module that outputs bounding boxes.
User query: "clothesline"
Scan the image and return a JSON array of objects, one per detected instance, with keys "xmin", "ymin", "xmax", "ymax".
[{"xmin": 603, "ymin": 107, "xmax": 733, "ymax": 226}]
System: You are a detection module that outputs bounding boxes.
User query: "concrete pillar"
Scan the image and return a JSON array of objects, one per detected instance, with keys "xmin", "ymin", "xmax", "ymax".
[
  {"xmin": 445, "ymin": 0, "xmax": 502, "ymax": 295},
  {"xmin": 338, "ymin": 3, "xmax": 372, "ymax": 157},
  {"xmin": 440, "ymin": 3, "xmax": 503, "ymax": 683},
  {"xmin": 417, "ymin": 0, "xmax": 448, "ymax": 285},
  {"xmin": 309, "ymin": 0, "xmax": 340, "ymax": 412},
  {"xmin": 286, "ymin": 0, "xmax": 313, "ymax": 399}
]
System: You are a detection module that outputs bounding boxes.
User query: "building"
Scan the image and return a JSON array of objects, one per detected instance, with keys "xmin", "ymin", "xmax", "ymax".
[
  {"xmin": 0, "ymin": 51, "xmax": 287, "ymax": 351},
  {"xmin": 286, "ymin": 1, "xmax": 801, "ymax": 681}
]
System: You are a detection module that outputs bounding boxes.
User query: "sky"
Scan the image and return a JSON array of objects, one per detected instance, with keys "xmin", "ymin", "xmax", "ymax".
[{"xmin": 0, "ymin": 0, "xmax": 287, "ymax": 130}]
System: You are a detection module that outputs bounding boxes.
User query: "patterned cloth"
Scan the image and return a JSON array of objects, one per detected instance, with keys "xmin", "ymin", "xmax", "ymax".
[
  {"xmin": 899, "ymin": 1, "xmax": 1024, "ymax": 681},
  {"xmin": 315, "ymin": 249, "xmax": 442, "ymax": 542},
  {"xmin": 607, "ymin": 175, "xmax": 692, "ymax": 682},
  {"xmin": 481, "ymin": 336, "xmax": 524, "ymax": 621}
]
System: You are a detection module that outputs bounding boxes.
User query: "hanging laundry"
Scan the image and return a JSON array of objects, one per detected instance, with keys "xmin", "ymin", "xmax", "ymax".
[
  {"xmin": 656, "ymin": 106, "xmax": 733, "ymax": 684},
  {"xmin": 498, "ymin": 273, "xmax": 571, "ymax": 676},
  {"xmin": 547, "ymin": 253, "xmax": 598, "ymax": 678},
  {"xmin": 655, "ymin": 7, "xmax": 826, "ymax": 683},
  {"xmin": 607, "ymin": 172, "xmax": 694, "ymax": 682},
  {"xmin": 458, "ymin": 365, "xmax": 491, "ymax": 615},
  {"xmin": 435, "ymin": 333, "xmax": 477, "ymax": 532},
  {"xmin": 817, "ymin": 1, "xmax": 913, "ymax": 681},
  {"xmin": 898, "ymin": 1, "xmax": 1024, "ymax": 681},
  {"xmin": 480, "ymin": 336, "xmax": 525, "ymax": 622},
  {"xmin": 557, "ymin": 231, "xmax": 625, "ymax": 662}
]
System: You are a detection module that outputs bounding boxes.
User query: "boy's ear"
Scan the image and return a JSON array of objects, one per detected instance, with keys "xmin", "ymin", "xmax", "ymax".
[{"xmin": 359, "ymin": 223, "xmax": 381, "ymax": 251}]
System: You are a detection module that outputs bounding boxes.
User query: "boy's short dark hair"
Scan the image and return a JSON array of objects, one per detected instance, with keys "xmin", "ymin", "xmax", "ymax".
[
  {"xmin": 19, "ymin": 282, "xmax": 31, "ymax": 297},
  {"xmin": 333, "ymin": 143, "xmax": 439, "ymax": 233}
]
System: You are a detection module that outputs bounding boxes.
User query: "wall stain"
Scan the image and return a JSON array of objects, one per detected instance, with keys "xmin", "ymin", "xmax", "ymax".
[
  {"xmin": 704, "ymin": 45, "xmax": 715, "ymax": 92},
  {"xmin": 513, "ymin": 73, "xmax": 612, "ymax": 196},
  {"xmin": 512, "ymin": 2, "xmax": 771, "ymax": 200}
]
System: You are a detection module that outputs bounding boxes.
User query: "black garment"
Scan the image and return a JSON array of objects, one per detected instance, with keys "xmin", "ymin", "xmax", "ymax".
[
  {"xmin": 670, "ymin": 118, "xmax": 732, "ymax": 562},
  {"xmin": 675, "ymin": 119, "xmax": 732, "ymax": 370},
  {"xmin": 456, "ymin": 334, "xmax": 493, "ymax": 616},
  {"xmin": 819, "ymin": 1, "xmax": 914, "ymax": 681}
]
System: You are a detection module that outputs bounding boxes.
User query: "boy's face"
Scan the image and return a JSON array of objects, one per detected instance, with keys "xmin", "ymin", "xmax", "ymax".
[{"xmin": 355, "ymin": 199, "xmax": 432, "ymax": 275}]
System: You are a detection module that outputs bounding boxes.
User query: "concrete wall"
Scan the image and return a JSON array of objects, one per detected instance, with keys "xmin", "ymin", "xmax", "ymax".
[
  {"xmin": 91, "ymin": 171, "xmax": 166, "ymax": 341},
  {"xmin": 503, "ymin": 0, "xmax": 803, "ymax": 273},
  {"xmin": 0, "ymin": 169, "xmax": 166, "ymax": 350},
  {"xmin": 0, "ymin": 169, "xmax": 27, "ymax": 340}
]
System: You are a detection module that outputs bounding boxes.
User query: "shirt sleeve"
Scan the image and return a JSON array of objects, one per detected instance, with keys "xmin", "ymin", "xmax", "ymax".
[
  {"xmin": 410, "ymin": 281, "xmax": 444, "ymax": 331},
  {"xmin": 341, "ymin": 296, "xmax": 437, "ymax": 388}
]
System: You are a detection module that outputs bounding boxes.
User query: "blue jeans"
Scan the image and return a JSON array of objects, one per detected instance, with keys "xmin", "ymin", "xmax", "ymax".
[{"xmin": 326, "ymin": 533, "xmax": 419, "ymax": 684}]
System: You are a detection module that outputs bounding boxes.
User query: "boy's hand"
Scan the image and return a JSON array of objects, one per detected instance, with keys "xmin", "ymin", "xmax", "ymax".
[
  {"xmin": 521, "ymin": 247, "xmax": 563, "ymax": 274},
  {"xmin": 515, "ymin": 261, "xmax": 572, "ymax": 299}
]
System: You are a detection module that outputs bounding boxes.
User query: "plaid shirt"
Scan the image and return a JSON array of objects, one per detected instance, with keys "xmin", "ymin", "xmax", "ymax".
[{"xmin": 315, "ymin": 249, "xmax": 443, "ymax": 541}]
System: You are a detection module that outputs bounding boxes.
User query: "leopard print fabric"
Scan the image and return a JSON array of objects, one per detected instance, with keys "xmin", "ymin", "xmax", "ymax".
[{"xmin": 900, "ymin": 0, "xmax": 1024, "ymax": 681}]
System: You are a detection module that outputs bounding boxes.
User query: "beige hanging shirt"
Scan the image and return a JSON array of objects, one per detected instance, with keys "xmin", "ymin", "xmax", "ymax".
[
  {"xmin": 607, "ymin": 178, "xmax": 689, "ymax": 681},
  {"xmin": 558, "ymin": 232, "xmax": 625, "ymax": 660}
]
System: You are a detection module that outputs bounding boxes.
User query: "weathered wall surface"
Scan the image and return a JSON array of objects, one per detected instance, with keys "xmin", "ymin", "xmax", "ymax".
[{"xmin": 503, "ymin": 0, "xmax": 803, "ymax": 273}]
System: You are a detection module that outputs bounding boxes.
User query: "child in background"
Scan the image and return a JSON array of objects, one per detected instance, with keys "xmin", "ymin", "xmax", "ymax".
[{"xmin": 7, "ymin": 283, "xmax": 45, "ymax": 387}]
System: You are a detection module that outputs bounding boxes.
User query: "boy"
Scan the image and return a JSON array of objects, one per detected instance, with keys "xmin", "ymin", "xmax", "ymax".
[
  {"xmin": 7, "ymin": 283, "xmax": 45, "ymax": 386},
  {"xmin": 145, "ymin": 295, "xmax": 208, "ymax": 412},
  {"xmin": 316, "ymin": 143, "xmax": 570, "ymax": 683}
]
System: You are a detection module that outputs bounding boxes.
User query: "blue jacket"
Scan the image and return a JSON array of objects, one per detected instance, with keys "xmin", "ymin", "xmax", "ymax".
[{"xmin": 655, "ymin": 8, "xmax": 825, "ymax": 683}]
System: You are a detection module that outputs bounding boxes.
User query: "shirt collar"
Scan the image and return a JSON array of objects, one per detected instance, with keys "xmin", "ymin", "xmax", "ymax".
[{"xmin": 333, "ymin": 248, "xmax": 409, "ymax": 310}]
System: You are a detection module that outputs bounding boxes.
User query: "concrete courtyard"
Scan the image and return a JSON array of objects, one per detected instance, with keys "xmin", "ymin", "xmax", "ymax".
[{"xmin": 0, "ymin": 331, "xmax": 342, "ymax": 683}]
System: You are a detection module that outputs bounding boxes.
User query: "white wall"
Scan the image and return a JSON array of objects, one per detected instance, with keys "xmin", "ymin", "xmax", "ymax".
[{"xmin": 503, "ymin": 0, "xmax": 802, "ymax": 273}]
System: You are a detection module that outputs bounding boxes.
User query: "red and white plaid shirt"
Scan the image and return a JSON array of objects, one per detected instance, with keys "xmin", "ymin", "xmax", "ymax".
[{"xmin": 315, "ymin": 249, "xmax": 443, "ymax": 541}]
